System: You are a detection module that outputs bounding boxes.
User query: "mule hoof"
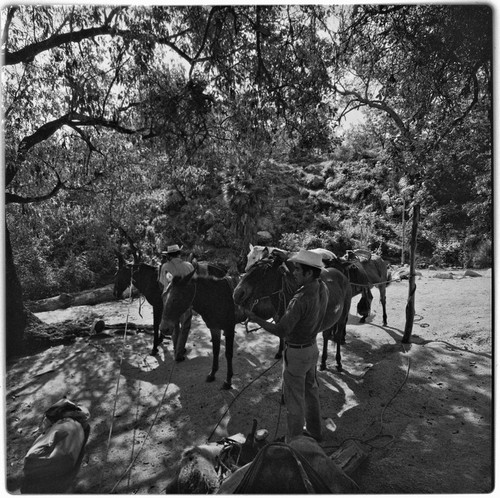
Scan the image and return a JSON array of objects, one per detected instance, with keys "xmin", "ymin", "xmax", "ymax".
[
  {"xmin": 320, "ymin": 363, "xmax": 326, "ymax": 371},
  {"xmin": 206, "ymin": 374, "xmax": 216, "ymax": 383},
  {"xmin": 383, "ymin": 321, "xmax": 388, "ymax": 326},
  {"xmin": 359, "ymin": 317, "xmax": 366, "ymax": 323},
  {"xmin": 221, "ymin": 381, "xmax": 232, "ymax": 390},
  {"xmin": 275, "ymin": 352, "xmax": 283, "ymax": 359},
  {"xmin": 150, "ymin": 348, "xmax": 159, "ymax": 356},
  {"xmin": 336, "ymin": 364, "xmax": 343, "ymax": 372}
]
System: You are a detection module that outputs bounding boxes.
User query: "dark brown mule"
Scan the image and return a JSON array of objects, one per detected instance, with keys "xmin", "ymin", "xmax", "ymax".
[
  {"xmin": 113, "ymin": 252, "xmax": 226, "ymax": 356},
  {"xmin": 160, "ymin": 271, "xmax": 239, "ymax": 389},
  {"xmin": 233, "ymin": 254, "xmax": 352, "ymax": 371},
  {"xmin": 326, "ymin": 257, "xmax": 373, "ymax": 329},
  {"xmin": 343, "ymin": 250, "xmax": 392, "ymax": 326}
]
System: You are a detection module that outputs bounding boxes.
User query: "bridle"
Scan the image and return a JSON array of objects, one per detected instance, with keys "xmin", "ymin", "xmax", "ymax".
[{"xmin": 246, "ymin": 260, "xmax": 295, "ymax": 320}]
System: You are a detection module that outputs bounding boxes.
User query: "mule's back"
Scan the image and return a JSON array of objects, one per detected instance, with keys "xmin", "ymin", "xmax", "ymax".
[
  {"xmin": 361, "ymin": 255, "xmax": 390, "ymax": 285},
  {"xmin": 192, "ymin": 275, "xmax": 236, "ymax": 330}
]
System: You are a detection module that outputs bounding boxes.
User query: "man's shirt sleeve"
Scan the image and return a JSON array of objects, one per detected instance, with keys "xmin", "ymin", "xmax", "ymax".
[{"xmin": 274, "ymin": 295, "xmax": 303, "ymax": 339}]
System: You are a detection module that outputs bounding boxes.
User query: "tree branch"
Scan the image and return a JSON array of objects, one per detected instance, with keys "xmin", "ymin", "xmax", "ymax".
[
  {"xmin": 3, "ymin": 25, "xmax": 117, "ymax": 65},
  {"xmin": 7, "ymin": 112, "xmax": 147, "ymax": 188},
  {"xmin": 335, "ymin": 84, "xmax": 412, "ymax": 141},
  {"xmin": 1, "ymin": 6, "xmax": 18, "ymax": 46},
  {"xmin": 6, "ymin": 172, "xmax": 62, "ymax": 204}
]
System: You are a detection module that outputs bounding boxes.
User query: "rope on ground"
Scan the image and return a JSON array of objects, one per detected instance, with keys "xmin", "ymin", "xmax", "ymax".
[
  {"xmin": 362, "ymin": 343, "xmax": 411, "ymax": 449},
  {"xmin": 127, "ymin": 359, "xmax": 144, "ymax": 491},
  {"xmin": 323, "ymin": 343, "xmax": 412, "ymax": 452},
  {"xmin": 109, "ymin": 360, "xmax": 176, "ymax": 494},
  {"xmin": 98, "ymin": 280, "xmax": 134, "ymax": 493},
  {"xmin": 206, "ymin": 358, "xmax": 281, "ymax": 443}
]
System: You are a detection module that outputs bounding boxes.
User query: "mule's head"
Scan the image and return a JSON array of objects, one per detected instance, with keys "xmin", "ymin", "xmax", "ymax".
[
  {"xmin": 244, "ymin": 244, "xmax": 270, "ymax": 272},
  {"xmin": 160, "ymin": 270, "xmax": 196, "ymax": 333},
  {"xmin": 113, "ymin": 251, "xmax": 133, "ymax": 299},
  {"xmin": 234, "ymin": 256, "xmax": 287, "ymax": 309}
]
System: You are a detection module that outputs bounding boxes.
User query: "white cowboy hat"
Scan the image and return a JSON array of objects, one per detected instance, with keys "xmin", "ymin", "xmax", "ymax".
[
  {"xmin": 162, "ymin": 244, "xmax": 183, "ymax": 255},
  {"xmin": 289, "ymin": 248, "xmax": 324, "ymax": 269}
]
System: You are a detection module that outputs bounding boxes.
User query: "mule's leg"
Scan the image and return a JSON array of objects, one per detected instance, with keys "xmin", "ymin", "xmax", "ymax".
[
  {"xmin": 335, "ymin": 332, "xmax": 342, "ymax": 372},
  {"xmin": 276, "ymin": 338, "xmax": 284, "ymax": 359},
  {"xmin": 357, "ymin": 288, "xmax": 373, "ymax": 324},
  {"xmin": 207, "ymin": 328, "xmax": 221, "ymax": 383},
  {"xmin": 151, "ymin": 305, "xmax": 162, "ymax": 355},
  {"xmin": 320, "ymin": 329, "xmax": 330, "ymax": 371},
  {"xmin": 379, "ymin": 285, "xmax": 388, "ymax": 326},
  {"xmin": 335, "ymin": 290, "xmax": 351, "ymax": 371},
  {"xmin": 222, "ymin": 329, "xmax": 235, "ymax": 390},
  {"xmin": 174, "ymin": 308, "xmax": 192, "ymax": 361}
]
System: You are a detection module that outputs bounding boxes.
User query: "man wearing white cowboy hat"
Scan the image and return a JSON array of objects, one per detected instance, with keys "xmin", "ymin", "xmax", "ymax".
[
  {"xmin": 243, "ymin": 248, "xmax": 328, "ymax": 442},
  {"xmin": 159, "ymin": 244, "xmax": 194, "ymax": 361}
]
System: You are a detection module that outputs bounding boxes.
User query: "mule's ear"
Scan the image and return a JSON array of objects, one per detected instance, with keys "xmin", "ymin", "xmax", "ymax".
[
  {"xmin": 249, "ymin": 243, "xmax": 254, "ymax": 251},
  {"xmin": 262, "ymin": 247, "xmax": 269, "ymax": 258}
]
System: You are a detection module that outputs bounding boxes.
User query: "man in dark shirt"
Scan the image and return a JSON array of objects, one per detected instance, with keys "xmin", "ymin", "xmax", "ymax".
[{"xmin": 244, "ymin": 249, "xmax": 328, "ymax": 442}]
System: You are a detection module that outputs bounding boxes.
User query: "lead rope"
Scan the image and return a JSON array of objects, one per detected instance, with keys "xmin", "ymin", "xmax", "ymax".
[
  {"xmin": 206, "ymin": 358, "xmax": 281, "ymax": 443},
  {"xmin": 109, "ymin": 359, "xmax": 176, "ymax": 493},
  {"xmin": 322, "ymin": 342, "xmax": 412, "ymax": 452},
  {"xmin": 98, "ymin": 272, "xmax": 135, "ymax": 493}
]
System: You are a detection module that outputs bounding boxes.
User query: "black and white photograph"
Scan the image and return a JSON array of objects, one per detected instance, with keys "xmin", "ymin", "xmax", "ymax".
[{"xmin": 2, "ymin": 3, "xmax": 493, "ymax": 493}]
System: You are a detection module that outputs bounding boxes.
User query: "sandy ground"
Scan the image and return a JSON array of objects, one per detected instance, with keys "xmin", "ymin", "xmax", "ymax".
[{"xmin": 4, "ymin": 268, "xmax": 493, "ymax": 493}]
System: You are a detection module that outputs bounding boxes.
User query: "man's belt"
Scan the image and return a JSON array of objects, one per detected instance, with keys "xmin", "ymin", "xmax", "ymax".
[{"xmin": 286, "ymin": 342, "xmax": 315, "ymax": 349}]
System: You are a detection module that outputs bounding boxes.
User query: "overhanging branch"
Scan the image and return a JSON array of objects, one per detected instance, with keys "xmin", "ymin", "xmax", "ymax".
[
  {"xmin": 6, "ymin": 172, "xmax": 62, "ymax": 205},
  {"xmin": 335, "ymin": 84, "xmax": 412, "ymax": 141}
]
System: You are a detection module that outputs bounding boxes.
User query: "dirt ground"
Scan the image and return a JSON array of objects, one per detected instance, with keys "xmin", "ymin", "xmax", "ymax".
[{"xmin": 4, "ymin": 268, "xmax": 493, "ymax": 494}]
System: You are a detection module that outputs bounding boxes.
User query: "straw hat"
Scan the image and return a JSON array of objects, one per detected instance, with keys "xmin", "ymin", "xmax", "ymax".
[
  {"xmin": 289, "ymin": 248, "xmax": 324, "ymax": 269},
  {"xmin": 162, "ymin": 244, "xmax": 183, "ymax": 255}
]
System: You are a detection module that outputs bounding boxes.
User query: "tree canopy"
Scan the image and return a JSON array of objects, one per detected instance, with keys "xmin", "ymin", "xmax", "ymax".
[{"xmin": 2, "ymin": 5, "xmax": 492, "ymax": 357}]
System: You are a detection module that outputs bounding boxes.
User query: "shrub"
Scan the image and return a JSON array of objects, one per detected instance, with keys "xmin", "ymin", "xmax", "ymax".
[{"xmin": 56, "ymin": 253, "xmax": 97, "ymax": 293}]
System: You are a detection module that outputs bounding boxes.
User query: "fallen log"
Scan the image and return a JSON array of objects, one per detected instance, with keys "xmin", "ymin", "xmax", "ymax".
[{"xmin": 26, "ymin": 285, "xmax": 139, "ymax": 313}]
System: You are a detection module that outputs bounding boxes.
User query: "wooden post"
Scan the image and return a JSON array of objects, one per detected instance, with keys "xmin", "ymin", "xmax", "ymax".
[
  {"xmin": 402, "ymin": 204, "xmax": 420, "ymax": 343},
  {"xmin": 401, "ymin": 197, "xmax": 406, "ymax": 265}
]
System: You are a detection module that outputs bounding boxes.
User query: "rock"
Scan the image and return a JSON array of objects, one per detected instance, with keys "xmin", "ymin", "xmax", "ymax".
[
  {"xmin": 464, "ymin": 269, "xmax": 481, "ymax": 277},
  {"xmin": 433, "ymin": 272, "xmax": 454, "ymax": 279}
]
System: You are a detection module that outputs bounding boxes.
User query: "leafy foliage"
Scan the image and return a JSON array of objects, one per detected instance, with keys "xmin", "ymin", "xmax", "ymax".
[{"xmin": 2, "ymin": 4, "xmax": 492, "ymax": 311}]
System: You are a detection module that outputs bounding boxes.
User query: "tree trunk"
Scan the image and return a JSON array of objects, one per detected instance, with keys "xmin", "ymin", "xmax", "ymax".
[
  {"xmin": 402, "ymin": 204, "xmax": 420, "ymax": 343},
  {"xmin": 5, "ymin": 223, "xmax": 26, "ymax": 358},
  {"xmin": 27, "ymin": 284, "xmax": 142, "ymax": 313},
  {"xmin": 25, "ymin": 284, "xmax": 125, "ymax": 313}
]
